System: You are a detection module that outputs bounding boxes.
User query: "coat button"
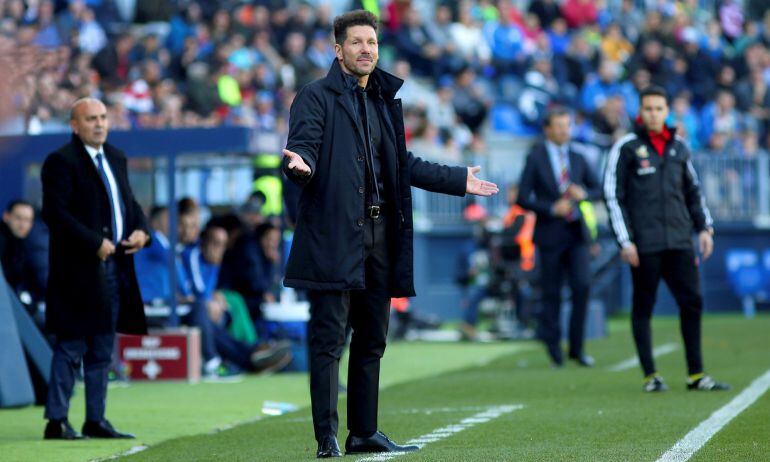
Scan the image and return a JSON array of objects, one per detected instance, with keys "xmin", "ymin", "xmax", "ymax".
[
  {"xmin": 358, "ymin": 186, "xmax": 364, "ymax": 194},
  {"xmin": 102, "ymin": 226, "xmax": 109, "ymax": 233},
  {"xmin": 357, "ymin": 155, "xmax": 364, "ymax": 162},
  {"xmin": 357, "ymin": 218, "xmax": 364, "ymax": 226}
]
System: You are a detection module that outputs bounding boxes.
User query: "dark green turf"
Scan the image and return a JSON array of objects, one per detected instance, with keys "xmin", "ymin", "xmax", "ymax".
[{"xmin": 117, "ymin": 314, "xmax": 770, "ymax": 462}]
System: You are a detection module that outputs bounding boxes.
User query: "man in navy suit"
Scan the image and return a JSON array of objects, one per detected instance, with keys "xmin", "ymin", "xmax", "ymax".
[
  {"xmin": 517, "ymin": 107, "xmax": 601, "ymax": 367},
  {"xmin": 41, "ymin": 98, "xmax": 149, "ymax": 440}
]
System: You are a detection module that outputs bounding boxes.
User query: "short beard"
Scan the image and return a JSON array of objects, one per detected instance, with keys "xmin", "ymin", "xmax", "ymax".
[{"xmin": 343, "ymin": 55, "xmax": 374, "ymax": 78}]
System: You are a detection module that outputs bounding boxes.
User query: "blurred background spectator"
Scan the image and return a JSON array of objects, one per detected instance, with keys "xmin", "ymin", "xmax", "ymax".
[{"xmin": 0, "ymin": 0, "xmax": 766, "ymax": 159}]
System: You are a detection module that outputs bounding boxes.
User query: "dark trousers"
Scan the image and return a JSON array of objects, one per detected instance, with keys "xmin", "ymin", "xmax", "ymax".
[
  {"xmin": 308, "ymin": 215, "xmax": 390, "ymax": 441},
  {"xmin": 184, "ymin": 300, "xmax": 253, "ymax": 371},
  {"xmin": 537, "ymin": 231, "xmax": 590, "ymax": 363},
  {"xmin": 631, "ymin": 248, "xmax": 703, "ymax": 377},
  {"xmin": 45, "ymin": 259, "xmax": 120, "ymax": 422}
]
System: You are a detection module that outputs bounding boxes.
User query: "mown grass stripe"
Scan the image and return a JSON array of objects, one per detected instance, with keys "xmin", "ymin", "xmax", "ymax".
[
  {"xmin": 608, "ymin": 342, "xmax": 679, "ymax": 372},
  {"xmin": 354, "ymin": 404, "xmax": 524, "ymax": 462},
  {"xmin": 656, "ymin": 368, "xmax": 770, "ymax": 462}
]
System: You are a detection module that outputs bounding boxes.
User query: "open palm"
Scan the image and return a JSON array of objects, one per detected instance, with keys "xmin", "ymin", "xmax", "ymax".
[
  {"xmin": 466, "ymin": 166, "xmax": 499, "ymax": 197},
  {"xmin": 283, "ymin": 149, "xmax": 311, "ymax": 176}
]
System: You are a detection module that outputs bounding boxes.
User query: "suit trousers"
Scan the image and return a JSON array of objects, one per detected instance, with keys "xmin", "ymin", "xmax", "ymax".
[
  {"xmin": 537, "ymin": 226, "xmax": 590, "ymax": 363},
  {"xmin": 307, "ymin": 215, "xmax": 390, "ymax": 441},
  {"xmin": 630, "ymin": 248, "xmax": 703, "ymax": 376},
  {"xmin": 45, "ymin": 258, "xmax": 120, "ymax": 422}
]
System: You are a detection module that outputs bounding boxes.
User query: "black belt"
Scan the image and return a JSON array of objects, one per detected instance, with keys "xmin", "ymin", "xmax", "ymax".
[{"xmin": 366, "ymin": 204, "xmax": 385, "ymax": 219}]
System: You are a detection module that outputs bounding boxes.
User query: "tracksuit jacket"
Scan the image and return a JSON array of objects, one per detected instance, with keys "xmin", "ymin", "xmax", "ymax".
[{"xmin": 603, "ymin": 124, "xmax": 713, "ymax": 254}]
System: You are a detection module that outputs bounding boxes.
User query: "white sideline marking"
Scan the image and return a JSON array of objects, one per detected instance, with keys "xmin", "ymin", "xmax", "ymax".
[
  {"xmin": 355, "ymin": 404, "xmax": 523, "ymax": 462},
  {"xmin": 655, "ymin": 368, "xmax": 770, "ymax": 462},
  {"xmin": 91, "ymin": 445, "xmax": 148, "ymax": 461},
  {"xmin": 608, "ymin": 343, "xmax": 679, "ymax": 372},
  {"xmin": 281, "ymin": 405, "xmax": 496, "ymax": 423}
]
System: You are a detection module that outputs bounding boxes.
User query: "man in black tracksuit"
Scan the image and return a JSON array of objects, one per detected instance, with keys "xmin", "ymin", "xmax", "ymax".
[{"xmin": 603, "ymin": 86, "xmax": 729, "ymax": 393}]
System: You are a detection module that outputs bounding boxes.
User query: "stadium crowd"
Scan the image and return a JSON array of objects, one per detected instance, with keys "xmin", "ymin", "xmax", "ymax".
[
  {"xmin": 0, "ymin": 0, "xmax": 769, "ymax": 159},
  {"xmin": 2, "ymin": 0, "xmax": 770, "ymax": 375}
]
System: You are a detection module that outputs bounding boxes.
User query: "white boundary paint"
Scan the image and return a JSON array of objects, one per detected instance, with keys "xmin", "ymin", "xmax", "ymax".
[
  {"xmin": 655, "ymin": 368, "xmax": 770, "ymax": 462},
  {"xmin": 608, "ymin": 343, "xmax": 680, "ymax": 372},
  {"xmin": 281, "ymin": 405, "xmax": 501, "ymax": 423},
  {"xmin": 355, "ymin": 404, "xmax": 524, "ymax": 462}
]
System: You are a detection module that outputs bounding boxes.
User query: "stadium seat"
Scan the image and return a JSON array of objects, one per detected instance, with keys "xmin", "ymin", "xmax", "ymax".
[
  {"xmin": 490, "ymin": 104, "xmax": 540, "ymax": 137},
  {"xmin": 725, "ymin": 249, "xmax": 763, "ymax": 318}
]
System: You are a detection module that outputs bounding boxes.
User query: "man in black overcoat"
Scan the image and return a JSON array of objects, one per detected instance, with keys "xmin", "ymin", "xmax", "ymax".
[
  {"xmin": 281, "ymin": 10, "xmax": 499, "ymax": 458},
  {"xmin": 41, "ymin": 98, "xmax": 149, "ymax": 440}
]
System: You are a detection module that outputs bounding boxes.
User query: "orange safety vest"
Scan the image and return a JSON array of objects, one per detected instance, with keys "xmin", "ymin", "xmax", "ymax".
[
  {"xmin": 502, "ymin": 204, "xmax": 536, "ymax": 271},
  {"xmin": 390, "ymin": 297, "xmax": 410, "ymax": 313}
]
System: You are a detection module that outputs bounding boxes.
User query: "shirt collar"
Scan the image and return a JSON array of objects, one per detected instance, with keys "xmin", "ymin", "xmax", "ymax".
[
  {"xmin": 545, "ymin": 140, "xmax": 568, "ymax": 156},
  {"xmin": 83, "ymin": 143, "xmax": 104, "ymax": 160}
]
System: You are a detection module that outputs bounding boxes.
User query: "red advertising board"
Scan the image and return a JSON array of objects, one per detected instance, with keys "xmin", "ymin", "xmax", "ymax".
[{"xmin": 117, "ymin": 328, "xmax": 201, "ymax": 382}]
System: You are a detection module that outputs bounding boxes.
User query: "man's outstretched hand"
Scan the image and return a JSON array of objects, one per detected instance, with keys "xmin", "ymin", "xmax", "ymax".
[
  {"xmin": 466, "ymin": 166, "xmax": 499, "ymax": 196},
  {"xmin": 283, "ymin": 149, "xmax": 311, "ymax": 176}
]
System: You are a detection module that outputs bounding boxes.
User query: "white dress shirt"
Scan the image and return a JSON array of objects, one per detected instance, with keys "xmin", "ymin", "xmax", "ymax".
[{"xmin": 84, "ymin": 144, "xmax": 124, "ymax": 241}]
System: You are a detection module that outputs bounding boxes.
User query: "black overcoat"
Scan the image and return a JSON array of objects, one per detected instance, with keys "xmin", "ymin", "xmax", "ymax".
[
  {"xmin": 41, "ymin": 135, "xmax": 149, "ymax": 338},
  {"xmin": 282, "ymin": 60, "xmax": 467, "ymax": 297}
]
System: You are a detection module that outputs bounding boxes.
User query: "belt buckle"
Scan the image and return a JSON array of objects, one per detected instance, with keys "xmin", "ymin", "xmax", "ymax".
[{"xmin": 368, "ymin": 205, "xmax": 381, "ymax": 219}]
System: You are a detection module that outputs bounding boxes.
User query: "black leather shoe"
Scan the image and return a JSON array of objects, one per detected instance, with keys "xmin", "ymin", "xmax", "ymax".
[
  {"xmin": 316, "ymin": 435, "xmax": 342, "ymax": 458},
  {"xmin": 81, "ymin": 420, "xmax": 135, "ymax": 439},
  {"xmin": 569, "ymin": 354, "xmax": 595, "ymax": 367},
  {"xmin": 345, "ymin": 431, "xmax": 419, "ymax": 454},
  {"xmin": 44, "ymin": 419, "xmax": 84, "ymax": 440}
]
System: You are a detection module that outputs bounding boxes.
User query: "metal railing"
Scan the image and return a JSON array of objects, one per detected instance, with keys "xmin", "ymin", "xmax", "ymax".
[
  {"xmin": 691, "ymin": 152, "xmax": 770, "ymax": 225},
  {"xmin": 411, "ymin": 142, "xmax": 770, "ymax": 229}
]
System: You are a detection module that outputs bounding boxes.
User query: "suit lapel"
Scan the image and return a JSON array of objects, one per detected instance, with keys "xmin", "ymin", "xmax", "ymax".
[
  {"xmin": 72, "ymin": 139, "xmax": 106, "ymax": 193},
  {"xmin": 540, "ymin": 146, "xmax": 561, "ymax": 196},
  {"xmin": 337, "ymin": 93, "xmax": 367, "ymax": 151}
]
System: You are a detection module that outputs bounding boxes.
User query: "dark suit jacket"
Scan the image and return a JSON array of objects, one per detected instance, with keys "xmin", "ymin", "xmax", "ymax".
[
  {"xmin": 41, "ymin": 134, "xmax": 149, "ymax": 338},
  {"xmin": 517, "ymin": 141, "xmax": 601, "ymax": 248},
  {"xmin": 281, "ymin": 60, "xmax": 467, "ymax": 296}
]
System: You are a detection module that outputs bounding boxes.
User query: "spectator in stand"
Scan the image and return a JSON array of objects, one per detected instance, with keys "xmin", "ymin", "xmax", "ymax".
[
  {"xmin": 484, "ymin": 0, "xmax": 527, "ymax": 76},
  {"xmin": 564, "ymin": 33, "xmax": 598, "ymax": 90},
  {"xmin": 177, "ymin": 197, "xmax": 201, "ymax": 254},
  {"xmin": 218, "ymin": 222, "xmax": 283, "ymax": 330},
  {"xmin": 182, "ymin": 224, "xmax": 291, "ymax": 378},
  {"xmin": 449, "ymin": 5, "xmax": 492, "ymax": 68},
  {"xmin": 600, "ymin": 22, "xmax": 634, "ymax": 64},
  {"xmin": 529, "ymin": 0, "xmax": 561, "ymax": 29},
  {"xmin": 452, "ymin": 65, "xmax": 491, "ymax": 138},
  {"xmin": 581, "ymin": 59, "xmax": 622, "ymax": 113},
  {"xmin": 680, "ymin": 27, "xmax": 720, "ymax": 106},
  {"xmin": 620, "ymin": 68, "xmax": 651, "ymax": 118},
  {"xmin": 616, "ymin": 0, "xmax": 644, "ymax": 45},
  {"xmin": 627, "ymin": 39, "xmax": 671, "ymax": 89},
  {"xmin": 562, "ymin": 0, "xmax": 598, "ymax": 30},
  {"xmin": 92, "ymin": 33, "xmax": 135, "ymax": 88},
  {"xmin": 519, "ymin": 53, "xmax": 572, "ymax": 127},
  {"xmin": 700, "ymin": 90, "xmax": 743, "ymax": 144},
  {"xmin": 1, "ymin": 0, "xmax": 769, "ymax": 153},
  {"xmin": 669, "ymin": 93, "xmax": 701, "ymax": 150},
  {"xmin": 391, "ymin": 7, "xmax": 442, "ymax": 78},
  {"xmin": 735, "ymin": 68, "xmax": 770, "ymax": 139},
  {"xmin": 0, "ymin": 200, "xmax": 35, "ymax": 293},
  {"xmin": 134, "ymin": 205, "xmax": 190, "ymax": 305}
]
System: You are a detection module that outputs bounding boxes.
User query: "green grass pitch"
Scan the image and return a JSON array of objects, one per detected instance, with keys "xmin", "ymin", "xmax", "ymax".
[{"xmin": 1, "ymin": 314, "xmax": 768, "ymax": 461}]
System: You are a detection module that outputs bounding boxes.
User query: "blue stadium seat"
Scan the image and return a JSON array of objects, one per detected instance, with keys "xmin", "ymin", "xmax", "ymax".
[
  {"xmin": 725, "ymin": 249, "xmax": 763, "ymax": 318},
  {"xmin": 490, "ymin": 104, "xmax": 539, "ymax": 137}
]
